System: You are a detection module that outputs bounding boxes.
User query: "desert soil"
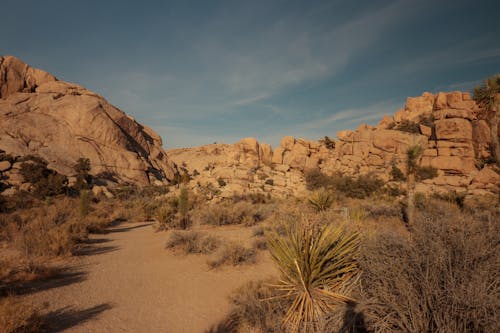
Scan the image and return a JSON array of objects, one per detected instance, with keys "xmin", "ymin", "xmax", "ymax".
[{"xmin": 28, "ymin": 222, "xmax": 277, "ymax": 333}]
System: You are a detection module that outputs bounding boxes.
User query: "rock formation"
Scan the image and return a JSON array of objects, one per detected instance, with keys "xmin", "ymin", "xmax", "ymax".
[
  {"xmin": 0, "ymin": 55, "xmax": 178, "ymax": 187},
  {"xmin": 169, "ymin": 91, "xmax": 499, "ymax": 197}
]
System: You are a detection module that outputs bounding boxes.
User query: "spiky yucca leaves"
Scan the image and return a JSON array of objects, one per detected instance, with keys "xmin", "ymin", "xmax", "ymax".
[
  {"xmin": 307, "ymin": 189, "xmax": 334, "ymax": 212},
  {"xmin": 267, "ymin": 220, "xmax": 360, "ymax": 332}
]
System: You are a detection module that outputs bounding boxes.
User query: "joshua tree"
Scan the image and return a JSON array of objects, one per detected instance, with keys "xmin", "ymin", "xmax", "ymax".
[
  {"xmin": 405, "ymin": 145, "xmax": 423, "ymax": 227},
  {"xmin": 474, "ymin": 74, "xmax": 500, "ymax": 167},
  {"xmin": 266, "ymin": 220, "xmax": 360, "ymax": 332}
]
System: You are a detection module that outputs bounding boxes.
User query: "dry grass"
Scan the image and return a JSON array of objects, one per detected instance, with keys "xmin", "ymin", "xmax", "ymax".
[
  {"xmin": 165, "ymin": 231, "xmax": 220, "ymax": 255},
  {"xmin": 0, "ymin": 296, "xmax": 43, "ymax": 333},
  {"xmin": 193, "ymin": 201, "xmax": 269, "ymax": 227},
  {"xmin": 207, "ymin": 243, "xmax": 257, "ymax": 269}
]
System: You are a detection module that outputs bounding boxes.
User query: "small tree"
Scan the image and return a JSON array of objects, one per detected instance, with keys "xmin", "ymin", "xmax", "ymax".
[{"xmin": 73, "ymin": 158, "xmax": 92, "ymax": 191}]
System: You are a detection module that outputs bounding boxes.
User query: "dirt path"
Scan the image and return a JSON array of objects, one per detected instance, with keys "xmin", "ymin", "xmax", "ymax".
[{"xmin": 29, "ymin": 222, "xmax": 276, "ymax": 333}]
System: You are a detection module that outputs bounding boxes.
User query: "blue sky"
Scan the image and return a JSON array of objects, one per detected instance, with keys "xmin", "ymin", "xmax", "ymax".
[{"xmin": 1, "ymin": 0, "xmax": 499, "ymax": 148}]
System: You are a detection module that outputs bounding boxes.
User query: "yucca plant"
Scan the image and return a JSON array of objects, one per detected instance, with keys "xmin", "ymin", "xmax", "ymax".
[
  {"xmin": 266, "ymin": 220, "xmax": 360, "ymax": 332},
  {"xmin": 307, "ymin": 189, "xmax": 334, "ymax": 212}
]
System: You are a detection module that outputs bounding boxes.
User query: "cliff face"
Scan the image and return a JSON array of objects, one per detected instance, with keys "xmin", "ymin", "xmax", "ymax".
[
  {"xmin": 169, "ymin": 91, "xmax": 499, "ymax": 197},
  {"xmin": 0, "ymin": 56, "xmax": 178, "ymax": 186}
]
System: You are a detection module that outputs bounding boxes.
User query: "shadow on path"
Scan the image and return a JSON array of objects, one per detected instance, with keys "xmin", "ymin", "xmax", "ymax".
[
  {"xmin": 108, "ymin": 222, "xmax": 153, "ymax": 233},
  {"xmin": 205, "ymin": 314, "xmax": 238, "ymax": 333},
  {"xmin": 2, "ymin": 267, "xmax": 87, "ymax": 296},
  {"xmin": 43, "ymin": 303, "xmax": 112, "ymax": 332}
]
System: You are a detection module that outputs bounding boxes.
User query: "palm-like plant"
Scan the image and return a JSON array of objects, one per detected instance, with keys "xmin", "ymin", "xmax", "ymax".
[{"xmin": 266, "ymin": 220, "xmax": 360, "ymax": 332}]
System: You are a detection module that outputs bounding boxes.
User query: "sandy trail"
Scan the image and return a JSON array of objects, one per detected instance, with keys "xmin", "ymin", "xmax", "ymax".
[{"xmin": 29, "ymin": 222, "xmax": 276, "ymax": 333}]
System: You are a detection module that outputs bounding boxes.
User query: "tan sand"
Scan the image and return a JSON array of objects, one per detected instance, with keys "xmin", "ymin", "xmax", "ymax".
[{"xmin": 29, "ymin": 222, "xmax": 277, "ymax": 333}]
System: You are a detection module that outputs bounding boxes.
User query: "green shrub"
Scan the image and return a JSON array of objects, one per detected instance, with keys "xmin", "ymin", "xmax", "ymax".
[
  {"xmin": 73, "ymin": 157, "xmax": 92, "ymax": 191},
  {"xmin": 330, "ymin": 172, "xmax": 384, "ymax": 199},
  {"xmin": 19, "ymin": 159, "xmax": 67, "ymax": 198},
  {"xmin": 304, "ymin": 169, "xmax": 331, "ymax": 190},
  {"xmin": 390, "ymin": 164, "xmax": 406, "ymax": 181},
  {"xmin": 416, "ymin": 165, "xmax": 438, "ymax": 180},
  {"xmin": 393, "ymin": 120, "xmax": 420, "ymax": 134}
]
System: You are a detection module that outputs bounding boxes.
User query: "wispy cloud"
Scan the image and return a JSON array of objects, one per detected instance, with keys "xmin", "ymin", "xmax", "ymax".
[{"xmin": 302, "ymin": 99, "xmax": 400, "ymax": 131}]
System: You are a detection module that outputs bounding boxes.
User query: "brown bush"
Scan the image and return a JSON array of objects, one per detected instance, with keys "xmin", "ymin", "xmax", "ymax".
[
  {"xmin": 194, "ymin": 201, "xmax": 267, "ymax": 227},
  {"xmin": 0, "ymin": 296, "xmax": 43, "ymax": 333},
  {"xmin": 358, "ymin": 204, "xmax": 499, "ymax": 332},
  {"xmin": 207, "ymin": 243, "xmax": 256, "ymax": 269},
  {"xmin": 165, "ymin": 231, "xmax": 220, "ymax": 255}
]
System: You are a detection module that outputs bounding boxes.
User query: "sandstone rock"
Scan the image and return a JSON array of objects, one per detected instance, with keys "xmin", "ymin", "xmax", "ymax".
[
  {"xmin": 280, "ymin": 136, "xmax": 296, "ymax": 150},
  {"xmin": 433, "ymin": 109, "xmax": 475, "ymax": 121},
  {"xmin": 435, "ymin": 118, "xmax": 472, "ymax": 141},
  {"xmin": 426, "ymin": 156, "xmax": 476, "ymax": 174},
  {"xmin": 378, "ymin": 114, "xmax": 394, "ymax": 129},
  {"xmin": 434, "ymin": 92, "xmax": 448, "ymax": 110},
  {"xmin": 471, "ymin": 166, "xmax": 500, "ymax": 185},
  {"xmin": 0, "ymin": 56, "xmax": 178, "ymax": 185},
  {"xmin": 0, "ymin": 160, "xmax": 11, "ymax": 172},
  {"xmin": 405, "ymin": 93, "xmax": 433, "ymax": 118},
  {"xmin": 272, "ymin": 147, "xmax": 285, "ymax": 164},
  {"xmin": 283, "ymin": 144, "xmax": 309, "ymax": 169},
  {"xmin": 419, "ymin": 124, "xmax": 432, "ymax": 137},
  {"xmin": 259, "ymin": 143, "xmax": 273, "ymax": 165}
]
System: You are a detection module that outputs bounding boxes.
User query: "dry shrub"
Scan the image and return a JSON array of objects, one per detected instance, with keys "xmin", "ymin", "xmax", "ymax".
[
  {"xmin": 358, "ymin": 202, "xmax": 499, "ymax": 332},
  {"xmin": 228, "ymin": 280, "xmax": 288, "ymax": 333},
  {"xmin": 165, "ymin": 231, "xmax": 220, "ymax": 255},
  {"xmin": 195, "ymin": 201, "xmax": 267, "ymax": 227},
  {"xmin": 362, "ymin": 201, "xmax": 402, "ymax": 219},
  {"xmin": 0, "ymin": 296, "xmax": 43, "ymax": 333},
  {"xmin": 252, "ymin": 238, "xmax": 267, "ymax": 250},
  {"xmin": 4, "ymin": 199, "xmax": 86, "ymax": 257},
  {"xmin": 208, "ymin": 243, "xmax": 256, "ymax": 269}
]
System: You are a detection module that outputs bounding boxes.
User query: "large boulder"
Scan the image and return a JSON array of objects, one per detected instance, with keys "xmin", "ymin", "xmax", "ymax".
[{"xmin": 0, "ymin": 55, "xmax": 178, "ymax": 185}]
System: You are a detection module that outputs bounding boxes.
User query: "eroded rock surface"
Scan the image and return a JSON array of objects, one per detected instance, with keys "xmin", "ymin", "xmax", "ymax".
[{"xmin": 0, "ymin": 55, "xmax": 177, "ymax": 186}]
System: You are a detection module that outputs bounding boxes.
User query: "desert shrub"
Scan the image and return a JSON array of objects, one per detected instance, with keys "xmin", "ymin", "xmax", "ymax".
[
  {"xmin": 252, "ymin": 238, "xmax": 267, "ymax": 250},
  {"xmin": 473, "ymin": 74, "xmax": 500, "ymax": 109},
  {"xmin": 196, "ymin": 201, "xmax": 266, "ymax": 226},
  {"xmin": 4, "ymin": 198, "xmax": 87, "ymax": 257},
  {"xmin": 0, "ymin": 296, "xmax": 43, "ymax": 333},
  {"xmin": 252, "ymin": 226, "xmax": 265, "ymax": 237},
  {"xmin": 227, "ymin": 280, "xmax": 288, "ymax": 333},
  {"xmin": 73, "ymin": 157, "xmax": 92, "ymax": 191},
  {"xmin": 304, "ymin": 169, "xmax": 331, "ymax": 190},
  {"xmin": 431, "ymin": 190, "xmax": 466, "ymax": 208},
  {"xmin": 232, "ymin": 193, "xmax": 271, "ymax": 204},
  {"xmin": 19, "ymin": 160, "xmax": 67, "ymax": 198},
  {"xmin": 217, "ymin": 178, "xmax": 227, "ymax": 187},
  {"xmin": 308, "ymin": 189, "xmax": 334, "ymax": 212},
  {"xmin": 358, "ymin": 207, "xmax": 499, "ymax": 332},
  {"xmin": 319, "ymin": 136, "xmax": 336, "ymax": 149},
  {"xmin": 266, "ymin": 219, "xmax": 360, "ymax": 332},
  {"xmin": 207, "ymin": 243, "xmax": 256, "ymax": 269},
  {"xmin": 362, "ymin": 202, "xmax": 402, "ymax": 219},
  {"xmin": 165, "ymin": 231, "xmax": 220, "ymax": 255},
  {"xmin": 416, "ymin": 165, "xmax": 438, "ymax": 180},
  {"xmin": 330, "ymin": 172, "xmax": 384, "ymax": 199},
  {"xmin": 383, "ymin": 183, "xmax": 405, "ymax": 197},
  {"xmin": 390, "ymin": 164, "xmax": 406, "ymax": 181},
  {"xmin": 393, "ymin": 119, "xmax": 420, "ymax": 133}
]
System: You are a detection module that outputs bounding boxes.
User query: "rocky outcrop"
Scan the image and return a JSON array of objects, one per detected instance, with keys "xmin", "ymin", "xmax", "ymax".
[
  {"xmin": 169, "ymin": 91, "xmax": 499, "ymax": 197},
  {"xmin": 0, "ymin": 55, "xmax": 178, "ymax": 186}
]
